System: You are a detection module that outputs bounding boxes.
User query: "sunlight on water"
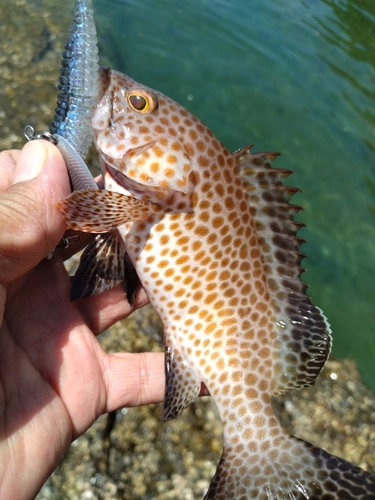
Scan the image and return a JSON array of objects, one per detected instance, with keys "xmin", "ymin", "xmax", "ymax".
[{"xmin": 95, "ymin": 0, "xmax": 375, "ymax": 390}]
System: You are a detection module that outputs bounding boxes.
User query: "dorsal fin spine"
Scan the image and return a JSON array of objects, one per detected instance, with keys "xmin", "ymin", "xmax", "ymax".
[{"xmin": 236, "ymin": 147, "xmax": 331, "ymax": 394}]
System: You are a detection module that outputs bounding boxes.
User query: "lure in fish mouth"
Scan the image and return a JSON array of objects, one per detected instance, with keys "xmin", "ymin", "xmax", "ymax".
[
  {"xmin": 25, "ymin": 0, "xmax": 100, "ymax": 193},
  {"xmin": 57, "ymin": 66, "xmax": 375, "ymax": 499}
]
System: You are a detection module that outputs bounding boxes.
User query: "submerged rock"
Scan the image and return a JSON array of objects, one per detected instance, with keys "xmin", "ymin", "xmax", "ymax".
[
  {"xmin": 0, "ymin": 0, "xmax": 71, "ymax": 151},
  {"xmin": 275, "ymin": 358, "xmax": 375, "ymax": 473},
  {"xmin": 35, "ymin": 302, "xmax": 375, "ymax": 500}
]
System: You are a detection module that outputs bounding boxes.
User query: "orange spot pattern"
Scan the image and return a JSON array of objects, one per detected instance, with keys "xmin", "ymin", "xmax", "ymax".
[{"xmin": 87, "ymin": 69, "xmax": 355, "ymax": 499}]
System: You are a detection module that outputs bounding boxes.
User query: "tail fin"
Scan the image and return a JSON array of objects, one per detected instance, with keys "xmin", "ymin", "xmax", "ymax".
[{"xmin": 204, "ymin": 436, "xmax": 375, "ymax": 499}]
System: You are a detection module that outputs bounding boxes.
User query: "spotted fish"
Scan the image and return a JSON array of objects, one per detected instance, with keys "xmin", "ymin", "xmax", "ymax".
[{"xmin": 57, "ymin": 68, "xmax": 375, "ymax": 499}]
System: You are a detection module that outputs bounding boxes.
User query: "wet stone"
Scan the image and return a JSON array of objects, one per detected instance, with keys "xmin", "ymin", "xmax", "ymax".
[
  {"xmin": 0, "ymin": 0, "xmax": 70, "ymax": 150},
  {"xmin": 34, "ymin": 300, "xmax": 375, "ymax": 500}
]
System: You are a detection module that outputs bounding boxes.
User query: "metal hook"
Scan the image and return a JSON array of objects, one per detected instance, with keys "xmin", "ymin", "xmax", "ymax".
[
  {"xmin": 56, "ymin": 234, "xmax": 80, "ymax": 249},
  {"xmin": 24, "ymin": 125, "xmax": 36, "ymax": 141},
  {"xmin": 45, "ymin": 235, "xmax": 80, "ymax": 261},
  {"xmin": 24, "ymin": 125, "xmax": 58, "ymax": 145}
]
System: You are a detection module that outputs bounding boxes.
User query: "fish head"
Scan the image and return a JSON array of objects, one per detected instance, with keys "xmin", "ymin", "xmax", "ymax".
[
  {"xmin": 92, "ymin": 67, "xmax": 196, "ymax": 199},
  {"xmin": 93, "ymin": 67, "xmax": 158, "ymax": 159}
]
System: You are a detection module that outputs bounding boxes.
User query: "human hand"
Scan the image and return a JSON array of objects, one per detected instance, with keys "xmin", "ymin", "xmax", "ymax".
[{"xmin": 0, "ymin": 141, "xmax": 164, "ymax": 500}]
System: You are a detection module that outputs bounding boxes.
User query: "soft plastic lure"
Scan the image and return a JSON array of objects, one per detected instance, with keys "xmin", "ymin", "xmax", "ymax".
[
  {"xmin": 50, "ymin": 0, "xmax": 99, "ymax": 161},
  {"xmin": 25, "ymin": 0, "xmax": 99, "ymax": 192}
]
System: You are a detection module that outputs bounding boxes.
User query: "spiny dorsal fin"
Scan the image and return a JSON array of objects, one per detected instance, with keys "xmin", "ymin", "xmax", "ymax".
[{"xmin": 236, "ymin": 147, "xmax": 331, "ymax": 395}]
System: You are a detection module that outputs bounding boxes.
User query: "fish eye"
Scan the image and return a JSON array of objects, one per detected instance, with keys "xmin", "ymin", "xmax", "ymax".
[{"xmin": 127, "ymin": 90, "xmax": 157, "ymax": 114}]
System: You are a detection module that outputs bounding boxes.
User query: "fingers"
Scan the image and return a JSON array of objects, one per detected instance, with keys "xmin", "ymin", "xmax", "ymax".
[
  {"xmin": 102, "ymin": 351, "xmax": 209, "ymax": 412},
  {"xmin": 14, "ymin": 140, "xmax": 49, "ymax": 183},
  {"xmin": 103, "ymin": 351, "xmax": 165, "ymax": 410},
  {"xmin": 0, "ymin": 140, "xmax": 70, "ymax": 283},
  {"xmin": 0, "ymin": 150, "xmax": 21, "ymax": 192},
  {"xmin": 76, "ymin": 283, "xmax": 150, "ymax": 335}
]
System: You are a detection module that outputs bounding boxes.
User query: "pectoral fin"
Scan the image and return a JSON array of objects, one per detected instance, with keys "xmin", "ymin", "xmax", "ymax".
[{"xmin": 56, "ymin": 189, "xmax": 157, "ymax": 233}]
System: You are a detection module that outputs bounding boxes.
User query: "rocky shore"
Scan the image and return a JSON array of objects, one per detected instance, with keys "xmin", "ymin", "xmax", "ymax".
[{"xmin": 35, "ymin": 302, "xmax": 375, "ymax": 499}]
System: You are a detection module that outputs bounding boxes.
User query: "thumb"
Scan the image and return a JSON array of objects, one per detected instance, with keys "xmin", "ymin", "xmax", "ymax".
[
  {"xmin": 13, "ymin": 139, "xmax": 49, "ymax": 184},
  {"xmin": 0, "ymin": 140, "xmax": 70, "ymax": 284}
]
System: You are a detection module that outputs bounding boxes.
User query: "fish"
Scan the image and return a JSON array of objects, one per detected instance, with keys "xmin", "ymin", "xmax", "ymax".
[{"xmin": 57, "ymin": 68, "xmax": 375, "ymax": 499}]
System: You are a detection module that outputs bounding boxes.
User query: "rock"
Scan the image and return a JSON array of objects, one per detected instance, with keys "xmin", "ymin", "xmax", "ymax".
[
  {"xmin": 0, "ymin": 0, "xmax": 70, "ymax": 151},
  {"xmin": 274, "ymin": 358, "xmax": 375, "ymax": 473},
  {"xmin": 35, "ymin": 301, "xmax": 375, "ymax": 499}
]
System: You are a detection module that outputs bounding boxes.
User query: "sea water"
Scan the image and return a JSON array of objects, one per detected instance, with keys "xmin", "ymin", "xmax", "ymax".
[
  {"xmin": 94, "ymin": 0, "xmax": 375, "ymax": 390},
  {"xmin": 2, "ymin": 0, "xmax": 373, "ymax": 390}
]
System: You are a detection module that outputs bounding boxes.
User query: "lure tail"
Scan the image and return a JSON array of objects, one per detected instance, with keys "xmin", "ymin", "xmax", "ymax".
[{"xmin": 50, "ymin": 0, "xmax": 99, "ymax": 159}]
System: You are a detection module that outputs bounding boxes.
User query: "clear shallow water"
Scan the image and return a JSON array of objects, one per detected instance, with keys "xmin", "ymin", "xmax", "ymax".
[
  {"xmin": 95, "ymin": 0, "xmax": 375, "ymax": 389},
  {"xmin": 4, "ymin": 0, "xmax": 374, "ymax": 390}
]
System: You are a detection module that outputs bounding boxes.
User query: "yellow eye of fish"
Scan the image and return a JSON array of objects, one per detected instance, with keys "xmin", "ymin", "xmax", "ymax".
[{"xmin": 127, "ymin": 90, "xmax": 157, "ymax": 113}]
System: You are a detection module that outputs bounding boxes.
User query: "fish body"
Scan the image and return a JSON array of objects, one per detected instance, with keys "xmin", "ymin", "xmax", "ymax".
[{"xmin": 58, "ymin": 68, "xmax": 375, "ymax": 499}]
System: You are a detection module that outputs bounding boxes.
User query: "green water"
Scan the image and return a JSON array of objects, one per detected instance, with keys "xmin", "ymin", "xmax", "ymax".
[
  {"xmin": 95, "ymin": 0, "xmax": 375, "ymax": 390},
  {"xmin": 2, "ymin": 0, "xmax": 373, "ymax": 390}
]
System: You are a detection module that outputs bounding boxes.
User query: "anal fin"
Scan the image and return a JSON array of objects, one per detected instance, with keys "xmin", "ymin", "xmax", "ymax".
[{"xmin": 162, "ymin": 336, "xmax": 201, "ymax": 422}]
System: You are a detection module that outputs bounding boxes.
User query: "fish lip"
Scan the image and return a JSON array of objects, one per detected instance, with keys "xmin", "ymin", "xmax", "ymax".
[
  {"xmin": 106, "ymin": 164, "xmax": 131, "ymax": 191},
  {"xmin": 124, "ymin": 138, "xmax": 158, "ymax": 158},
  {"xmin": 105, "ymin": 164, "xmax": 153, "ymax": 198},
  {"xmin": 97, "ymin": 137, "xmax": 157, "ymax": 160},
  {"xmin": 104, "ymin": 163, "xmax": 176, "ymax": 203}
]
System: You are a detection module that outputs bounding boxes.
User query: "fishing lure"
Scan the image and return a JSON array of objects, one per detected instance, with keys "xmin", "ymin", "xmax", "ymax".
[{"xmin": 25, "ymin": 0, "xmax": 99, "ymax": 192}]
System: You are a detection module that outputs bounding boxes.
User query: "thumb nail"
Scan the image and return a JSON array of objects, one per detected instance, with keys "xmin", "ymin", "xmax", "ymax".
[{"xmin": 14, "ymin": 140, "xmax": 48, "ymax": 183}]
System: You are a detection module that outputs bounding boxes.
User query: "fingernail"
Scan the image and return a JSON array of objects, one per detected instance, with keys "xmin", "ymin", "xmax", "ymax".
[{"xmin": 14, "ymin": 141, "xmax": 48, "ymax": 183}]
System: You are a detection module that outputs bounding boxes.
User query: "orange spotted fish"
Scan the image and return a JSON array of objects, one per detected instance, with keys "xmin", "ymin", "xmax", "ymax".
[{"xmin": 57, "ymin": 68, "xmax": 375, "ymax": 499}]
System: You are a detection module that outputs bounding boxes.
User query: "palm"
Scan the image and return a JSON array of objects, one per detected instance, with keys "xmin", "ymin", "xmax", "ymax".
[
  {"xmin": 2, "ymin": 257, "xmax": 101, "ymax": 439},
  {"xmin": 0, "ymin": 143, "xmax": 164, "ymax": 500}
]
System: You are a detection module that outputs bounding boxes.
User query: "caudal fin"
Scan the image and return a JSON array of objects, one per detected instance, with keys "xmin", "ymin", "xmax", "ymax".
[{"xmin": 204, "ymin": 436, "xmax": 375, "ymax": 499}]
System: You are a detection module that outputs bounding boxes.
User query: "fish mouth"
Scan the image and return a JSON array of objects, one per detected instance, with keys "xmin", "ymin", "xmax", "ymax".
[
  {"xmin": 98, "ymin": 67, "xmax": 111, "ymax": 100},
  {"xmin": 104, "ymin": 163, "xmax": 195, "ymax": 214},
  {"xmin": 105, "ymin": 163, "xmax": 167, "ymax": 199},
  {"xmin": 124, "ymin": 139, "xmax": 158, "ymax": 159}
]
